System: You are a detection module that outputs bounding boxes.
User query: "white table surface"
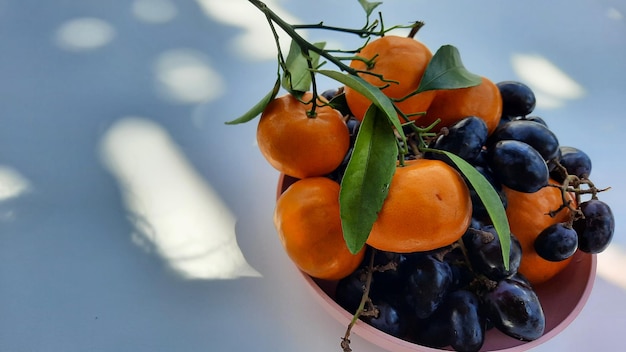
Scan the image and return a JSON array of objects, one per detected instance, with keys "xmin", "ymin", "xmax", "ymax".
[{"xmin": 1, "ymin": 1, "xmax": 625, "ymax": 351}]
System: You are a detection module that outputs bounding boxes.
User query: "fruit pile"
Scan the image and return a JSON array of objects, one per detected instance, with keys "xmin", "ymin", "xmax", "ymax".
[
  {"xmin": 262, "ymin": 33, "xmax": 614, "ymax": 352},
  {"xmin": 234, "ymin": 2, "xmax": 613, "ymax": 350}
]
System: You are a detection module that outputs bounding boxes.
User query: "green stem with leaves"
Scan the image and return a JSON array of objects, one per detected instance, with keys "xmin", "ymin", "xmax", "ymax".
[
  {"xmin": 237, "ymin": 1, "xmax": 511, "ymax": 271},
  {"xmin": 292, "ymin": 21, "xmax": 381, "ymax": 38},
  {"xmin": 248, "ymin": 0, "xmax": 359, "ymax": 76}
]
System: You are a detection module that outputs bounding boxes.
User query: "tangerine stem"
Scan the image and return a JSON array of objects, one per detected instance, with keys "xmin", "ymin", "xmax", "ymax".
[
  {"xmin": 263, "ymin": 8, "xmax": 288, "ymax": 74},
  {"xmin": 407, "ymin": 21, "xmax": 425, "ymax": 38},
  {"xmin": 305, "ymin": 48, "xmax": 319, "ymax": 116}
]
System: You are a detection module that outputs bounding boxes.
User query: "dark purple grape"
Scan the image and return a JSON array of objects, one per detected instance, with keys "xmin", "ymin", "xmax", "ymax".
[
  {"xmin": 395, "ymin": 251, "xmax": 428, "ymax": 277},
  {"xmin": 515, "ymin": 115, "xmax": 548, "ymax": 127},
  {"xmin": 468, "ymin": 166, "xmax": 507, "ymax": 223},
  {"xmin": 508, "ymin": 272, "xmax": 532, "ymax": 289},
  {"xmin": 497, "ymin": 114, "xmax": 517, "ymax": 128},
  {"xmin": 404, "ymin": 255, "xmax": 453, "ymax": 319},
  {"xmin": 370, "ymin": 251, "xmax": 413, "ymax": 299},
  {"xmin": 447, "ymin": 290, "xmax": 486, "ymax": 352},
  {"xmin": 410, "ymin": 289, "xmax": 486, "ymax": 351},
  {"xmin": 335, "ymin": 256, "xmax": 409, "ymax": 339},
  {"xmin": 321, "ymin": 88, "xmax": 339, "ymax": 101},
  {"xmin": 346, "ymin": 117, "xmax": 360, "ymax": 143},
  {"xmin": 334, "ymin": 268, "xmax": 366, "ymax": 314},
  {"xmin": 470, "ymin": 217, "xmax": 487, "ymax": 231},
  {"xmin": 448, "ymin": 261, "xmax": 475, "ymax": 292},
  {"xmin": 547, "ymin": 147, "xmax": 563, "ymax": 175},
  {"xmin": 463, "ymin": 226, "xmax": 522, "ymax": 281},
  {"xmin": 534, "ymin": 223, "xmax": 578, "ymax": 261},
  {"xmin": 444, "ymin": 248, "xmax": 475, "ymax": 291},
  {"xmin": 471, "ymin": 148, "xmax": 490, "ymax": 168},
  {"xmin": 362, "ymin": 301, "xmax": 407, "ymax": 339},
  {"xmin": 574, "ymin": 199, "xmax": 615, "ymax": 254},
  {"xmin": 484, "ymin": 278, "xmax": 545, "ymax": 341},
  {"xmin": 488, "ymin": 140, "xmax": 549, "ymax": 193},
  {"xmin": 324, "ymin": 89, "xmax": 352, "ymax": 117},
  {"xmin": 559, "ymin": 146, "xmax": 592, "ymax": 179},
  {"xmin": 490, "ymin": 120, "xmax": 560, "ymax": 161},
  {"xmin": 500, "ymin": 114, "xmax": 518, "ymax": 122},
  {"xmin": 431, "ymin": 116, "xmax": 489, "ymax": 164},
  {"xmin": 497, "ymin": 81, "xmax": 536, "ymax": 117},
  {"xmin": 410, "ymin": 308, "xmax": 451, "ymax": 349}
]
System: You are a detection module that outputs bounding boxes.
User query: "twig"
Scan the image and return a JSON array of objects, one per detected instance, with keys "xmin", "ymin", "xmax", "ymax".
[{"xmin": 341, "ymin": 249, "xmax": 377, "ymax": 352}]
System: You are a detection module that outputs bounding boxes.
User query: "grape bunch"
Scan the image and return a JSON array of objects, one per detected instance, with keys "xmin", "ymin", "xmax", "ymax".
[
  {"xmin": 335, "ymin": 233, "xmax": 540, "ymax": 351},
  {"xmin": 326, "ymin": 80, "xmax": 614, "ymax": 351}
]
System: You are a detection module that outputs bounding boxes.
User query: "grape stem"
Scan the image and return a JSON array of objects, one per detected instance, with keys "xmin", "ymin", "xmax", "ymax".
[
  {"xmin": 341, "ymin": 248, "xmax": 377, "ymax": 352},
  {"xmin": 454, "ymin": 235, "xmax": 499, "ymax": 293},
  {"xmin": 546, "ymin": 160, "xmax": 611, "ymax": 224}
]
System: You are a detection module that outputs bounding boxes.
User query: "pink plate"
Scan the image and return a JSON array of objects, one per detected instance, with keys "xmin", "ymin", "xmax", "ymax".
[{"xmin": 277, "ymin": 174, "xmax": 597, "ymax": 352}]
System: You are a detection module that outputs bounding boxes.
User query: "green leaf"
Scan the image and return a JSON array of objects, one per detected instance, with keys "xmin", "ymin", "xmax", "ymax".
[
  {"xmin": 282, "ymin": 40, "xmax": 326, "ymax": 93},
  {"xmin": 417, "ymin": 45, "xmax": 482, "ymax": 93},
  {"xmin": 225, "ymin": 78, "xmax": 281, "ymax": 125},
  {"xmin": 316, "ymin": 69, "xmax": 405, "ymax": 140},
  {"xmin": 436, "ymin": 150, "xmax": 511, "ymax": 270},
  {"xmin": 358, "ymin": 0, "xmax": 383, "ymax": 18},
  {"xmin": 340, "ymin": 105, "xmax": 398, "ymax": 254}
]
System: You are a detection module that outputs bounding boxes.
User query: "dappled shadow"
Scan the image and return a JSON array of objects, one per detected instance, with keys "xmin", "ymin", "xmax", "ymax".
[{"xmin": 100, "ymin": 117, "xmax": 260, "ymax": 280}]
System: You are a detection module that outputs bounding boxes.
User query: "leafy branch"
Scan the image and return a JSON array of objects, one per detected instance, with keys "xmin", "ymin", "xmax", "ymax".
[
  {"xmin": 248, "ymin": 0, "xmax": 360, "ymax": 76},
  {"xmin": 228, "ymin": 0, "xmax": 511, "ymax": 270}
]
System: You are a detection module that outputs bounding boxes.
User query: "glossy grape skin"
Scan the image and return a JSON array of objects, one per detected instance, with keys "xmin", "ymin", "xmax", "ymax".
[
  {"xmin": 559, "ymin": 146, "xmax": 592, "ymax": 179},
  {"xmin": 411, "ymin": 289, "xmax": 486, "ymax": 351},
  {"xmin": 362, "ymin": 301, "xmax": 407, "ymax": 338},
  {"xmin": 404, "ymin": 255, "xmax": 453, "ymax": 319},
  {"xmin": 534, "ymin": 223, "xmax": 579, "ymax": 262},
  {"xmin": 321, "ymin": 88, "xmax": 339, "ymax": 101},
  {"xmin": 574, "ymin": 200, "xmax": 615, "ymax": 254},
  {"xmin": 447, "ymin": 290, "xmax": 486, "ymax": 352},
  {"xmin": 484, "ymin": 278, "xmax": 545, "ymax": 341},
  {"xmin": 508, "ymin": 272, "xmax": 532, "ymax": 288},
  {"xmin": 463, "ymin": 226, "xmax": 522, "ymax": 281},
  {"xmin": 546, "ymin": 147, "xmax": 563, "ymax": 175},
  {"xmin": 431, "ymin": 116, "xmax": 489, "ymax": 164},
  {"xmin": 490, "ymin": 120, "xmax": 560, "ymax": 161},
  {"xmin": 497, "ymin": 81, "xmax": 537, "ymax": 118},
  {"xmin": 515, "ymin": 115, "xmax": 548, "ymax": 127},
  {"xmin": 488, "ymin": 140, "xmax": 549, "ymax": 193},
  {"xmin": 346, "ymin": 117, "xmax": 360, "ymax": 143}
]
